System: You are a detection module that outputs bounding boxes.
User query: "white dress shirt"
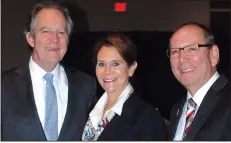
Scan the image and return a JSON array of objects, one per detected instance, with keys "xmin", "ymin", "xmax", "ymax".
[
  {"xmin": 29, "ymin": 57, "xmax": 68, "ymax": 135},
  {"xmin": 89, "ymin": 83, "xmax": 134, "ymax": 129},
  {"xmin": 173, "ymin": 71, "xmax": 220, "ymax": 141}
]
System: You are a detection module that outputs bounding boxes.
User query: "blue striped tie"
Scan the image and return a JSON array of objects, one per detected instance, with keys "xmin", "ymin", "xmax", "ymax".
[{"xmin": 43, "ymin": 73, "xmax": 58, "ymax": 141}]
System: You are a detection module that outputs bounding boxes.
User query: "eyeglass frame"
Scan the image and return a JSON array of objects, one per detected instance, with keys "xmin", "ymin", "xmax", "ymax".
[{"xmin": 166, "ymin": 44, "xmax": 214, "ymax": 59}]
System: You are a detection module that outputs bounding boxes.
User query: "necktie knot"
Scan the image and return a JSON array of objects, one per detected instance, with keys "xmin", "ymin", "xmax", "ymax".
[
  {"xmin": 187, "ymin": 98, "xmax": 197, "ymax": 110},
  {"xmin": 43, "ymin": 73, "xmax": 54, "ymax": 83}
]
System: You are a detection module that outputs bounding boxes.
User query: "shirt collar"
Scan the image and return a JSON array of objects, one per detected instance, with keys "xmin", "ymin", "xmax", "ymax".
[
  {"xmin": 187, "ymin": 71, "xmax": 220, "ymax": 108},
  {"xmin": 89, "ymin": 83, "xmax": 134, "ymax": 129},
  {"xmin": 111, "ymin": 83, "xmax": 134, "ymax": 115},
  {"xmin": 29, "ymin": 56, "xmax": 61, "ymax": 83}
]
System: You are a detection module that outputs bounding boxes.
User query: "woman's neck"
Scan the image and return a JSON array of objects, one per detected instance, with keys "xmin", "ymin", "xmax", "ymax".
[{"xmin": 102, "ymin": 92, "xmax": 120, "ymax": 118}]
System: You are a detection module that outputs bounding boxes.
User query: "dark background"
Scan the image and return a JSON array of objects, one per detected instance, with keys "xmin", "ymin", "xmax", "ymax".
[{"xmin": 2, "ymin": 0, "xmax": 230, "ymax": 120}]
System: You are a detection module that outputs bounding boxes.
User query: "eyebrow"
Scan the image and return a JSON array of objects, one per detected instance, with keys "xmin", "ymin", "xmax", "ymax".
[
  {"xmin": 39, "ymin": 27, "xmax": 66, "ymax": 32},
  {"xmin": 97, "ymin": 60, "xmax": 123, "ymax": 63},
  {"xmin": 40, "ymin": 27, "xmax": 51, "ymax": 30},
  {"xmin": 170, "ymin": 44, "xmax": 195, "ymax": 49}
]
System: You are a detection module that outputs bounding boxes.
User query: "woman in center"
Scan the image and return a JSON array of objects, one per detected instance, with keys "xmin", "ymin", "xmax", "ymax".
[{"xmin": 82, "ymin": 33, "xmax": 167, "ymax": 141}]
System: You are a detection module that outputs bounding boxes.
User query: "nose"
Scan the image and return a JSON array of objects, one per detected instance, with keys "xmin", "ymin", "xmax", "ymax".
[
  {"xmin": 50, "ymin": 31, "xmax": 59, "ymax": 43},
  {"xmin": 179, "ymin": 49, "xmax": 188, "ymax": 62},
  {"xmin": 104, "ymin": 65, "xmax": 111, "ymax": 75}
]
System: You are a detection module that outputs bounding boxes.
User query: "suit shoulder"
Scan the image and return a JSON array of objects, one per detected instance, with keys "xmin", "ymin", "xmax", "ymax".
[
  {"xmin": 2, "ymin": 66, "xmax": 20, "ymax": 80},
  {"xmin": 124, "ymin": 93, "xmax": 167, "ymax": 140},
  {"xmin": 65, "ymin": 67, "xmax": 95, "ymax": 81},
  {"xmin": 128, "ymin": 94, "xmax": 163, "ymax": 118}
]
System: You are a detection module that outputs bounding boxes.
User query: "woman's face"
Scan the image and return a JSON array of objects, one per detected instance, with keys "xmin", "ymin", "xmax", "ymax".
[{"xmin": 96, "ymin": 46, "xmax": 136, "ymax": 96}]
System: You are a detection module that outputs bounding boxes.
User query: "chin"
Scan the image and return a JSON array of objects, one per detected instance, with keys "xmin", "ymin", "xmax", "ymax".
[
  {"xmin": 105, "ymin": 89, "xmax": 116, "ymax": 94},
  {"xmin": 48, "ymin": 57, "xmax": 61, "ymax": 62},
  {"xmin": 180, "ymin": 78, "xmax": 195, "ymax": 87}
]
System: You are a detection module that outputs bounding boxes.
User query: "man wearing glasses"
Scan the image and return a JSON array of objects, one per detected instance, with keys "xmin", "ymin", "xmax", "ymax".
[{"xmin": 167, "ymin": 22, "xmax": 230, "ymax": 141}]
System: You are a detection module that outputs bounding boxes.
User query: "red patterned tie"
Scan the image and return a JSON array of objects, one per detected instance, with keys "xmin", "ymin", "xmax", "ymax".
[{"xmin": 183, "ymin": 98, "xmax": 197, "ymax": 138}]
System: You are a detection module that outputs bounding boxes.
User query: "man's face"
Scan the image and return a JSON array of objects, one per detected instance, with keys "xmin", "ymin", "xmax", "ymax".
[
  {"xmin": 169, "ymin": 25, "xmax": 219, "ymax": 95},
  {"xmin": 26, "ymin": 8, "xmax": 68, "ymax": 71}
]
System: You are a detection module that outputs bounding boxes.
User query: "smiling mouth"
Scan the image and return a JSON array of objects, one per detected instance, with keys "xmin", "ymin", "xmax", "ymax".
[
  {"xmin": 103, "ymin": 78, "xmax": 116, "ymax": 83},
  {"xmin": 45, "ymin": 47, "xmax": 60, "ymax": 51},
  {"xmin": 181, "ymin": 67, "xmax": 196, "ymax": 73}
]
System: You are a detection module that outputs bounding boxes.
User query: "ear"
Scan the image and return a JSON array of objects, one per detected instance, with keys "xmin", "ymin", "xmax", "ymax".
[
  {"xmin": 128, "ymin": 61, "xmax": 137, "ymax": 77},
  {"xmin": 26, "ymin": 32, "xmax": 35, "ymax": 48},
  {"xmin": 209, "ymin": 45, "xmax": 219, "ymax": 67}
]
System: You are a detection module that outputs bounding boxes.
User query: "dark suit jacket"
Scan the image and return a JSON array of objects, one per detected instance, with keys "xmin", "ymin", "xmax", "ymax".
[
  {"xmin": 97, "ymin": 92, "xmax": 167, "ymax": 141},
  {"xmin": 225, "ymin": 99, "xmax": 231, "ymax": 140},
  {"xmin": 1, "ymin": 63, "xmax": 97, "ymax": 141},
  {"xmin": 170, "ymin": 74, "xmax": 231, "ymax": 141}
]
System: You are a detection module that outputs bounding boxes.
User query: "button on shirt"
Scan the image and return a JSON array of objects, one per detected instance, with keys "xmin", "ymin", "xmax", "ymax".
[
  {"xmin": 29, "ymin": 57, "xmax": 68, "ymax": 135},
  {"xmin": 89, "ymin": 83, "xmax": 134, "ymax": 130},
  {"xmin": 174, "ymin": 71, "xmax": 220, "ymax": 141}
]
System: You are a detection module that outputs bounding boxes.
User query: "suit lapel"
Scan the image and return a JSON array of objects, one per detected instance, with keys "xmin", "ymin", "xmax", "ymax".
[
  {"xmin": 98, "ymin": 93, "xmax": 138, "ymax": 140},
  {"xmin": 13, "ymin": 64, "xmax": 46, "ymax": 140},
  {"xmin": 58, "ymin": 69, "xmax": 88, "ymax": 141},
  {"xmin": 98, "ymin": 114, "xmax": 121, "ymax": 140},
  {"xmin": 171, "ymin": 99, "xmax": 185, "ymax": 140},
  {"xmin": 184, "ymin": 89, "xmax": 218, "ymax": 140},
  {"xmin": 184, "ymin": 75, "xmax": 228, "ymax": 141}
]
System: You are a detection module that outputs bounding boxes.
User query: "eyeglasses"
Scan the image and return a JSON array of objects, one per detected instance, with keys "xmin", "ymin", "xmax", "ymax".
[{"xmin": 166, "ymin": 44, "xmax": 213, "ymax": 59}]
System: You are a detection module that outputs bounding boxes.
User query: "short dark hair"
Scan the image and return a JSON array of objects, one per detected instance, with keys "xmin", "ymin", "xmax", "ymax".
[
  {"xmin": 93, "ymin": 33, "xmax": 137, "ymax": 67},
  {"xmin": 174, "ymin": 22, "xmax": 216, "ymax": 45},
  {"xmin": 25, "ymin": 0, "xmax": 73, "ymax": 38}
]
